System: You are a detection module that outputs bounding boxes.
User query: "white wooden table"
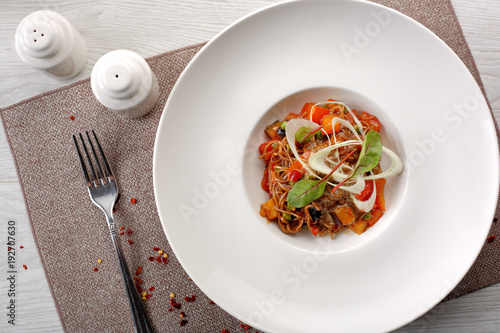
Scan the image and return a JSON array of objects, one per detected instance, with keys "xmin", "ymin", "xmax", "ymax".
[{"xmin": 1, "ymin": 1, "xmax": 499, "ymax": 332}]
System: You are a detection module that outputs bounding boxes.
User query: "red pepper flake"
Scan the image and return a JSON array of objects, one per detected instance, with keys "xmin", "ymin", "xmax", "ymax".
[
  {"xmin": 156, "ymin": 256, "xmax": 162, "ymax": 263},
  {"xmin": 118, "ymin": 232, "xmax": 125, "ymax": 236},
  {"xmin": 169, "ymin": 299, "xmax": 181, "ymax": 309},
  {"xmin": 180, "ymin": 312, "xmax": 186, "ymax": 318},
  {"xmin": 113, "ymin": 206, "xmax": 117, "ymax": 213},
  {"xmin": 180, "ymin": 319, "xmax": 187, "ymax": 327},
  {"xmin": 240, "ymin": 324, "xmax": 251, "ymax": 330},
  {"xmin": 131, "ymin": 198, "xmax": 137, "ymax": 204},
  {"xmin": 184, "ymin": 295, "xmax": 196, "ymax": 302},
  {"xmin": 92, "ymin": 267, "xmax": 98, "ymax": 272},
  {"xmin": 222, "ymin": 330, "xmax": 229, "ymax": 333},
  {"xmin": 209, "ymin": 300, "xmax": 216, "ymax": 305},
  {"xmin": 20, "ymin": 246, "xmax": 24, "ymax": 249},
  {"xmin": 135, "ymin": 266, "xmax": 142, "ymax": 275},
  {"xmin": 120, "ymin": 226, "xmax": 125, "ymax": 231},
  {"xmin": 487, "ymin": 234, "xmax": 496, "ymax": 243},
  {"xmin": 162, "ymin": 257, "xmax": 169, "ymax": 264},
  {"xmin": 153, "ymin": 247, "xmax": 160, "ymax": 251},
  {"xmin": 126, "ymin": 228, "xmax": 133, "ymax": 236},
  {"xmin": 168, "ymin": 308, "xmax": 174, "ymax": 312},
  {"xmin": 133, "ymin": 277, "xmax": 142, "ymax": 284},
  {"xmin": 128, "ymin": 239, "xmax": 134, "ymax": 245},
  {"xmin": 69, "ymin": 115, "xmax": 75, "ymax": 120},
  {"xmin": 148, "ymin": 286, "xmax": 155, "ymax": 291},
  {"xmin": 145, "ymin": 294, "xmax": 152, "ymax": 299},
  {"xmin": 148, "ymin": 256, "xmax": 154, "ymax": 261}
]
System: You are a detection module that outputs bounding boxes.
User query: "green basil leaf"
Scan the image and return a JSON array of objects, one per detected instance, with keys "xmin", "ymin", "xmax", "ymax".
[
  {"xmin": 295, "ymin": 126, "xmax": 316, "ymax": 144},
  {"xmin": 351, "ymin": 130, "xmax": 382, "ymax": 178},
  {"xmin": 287, "ymin": 179, "xmax": 328, "ymax": 208}
]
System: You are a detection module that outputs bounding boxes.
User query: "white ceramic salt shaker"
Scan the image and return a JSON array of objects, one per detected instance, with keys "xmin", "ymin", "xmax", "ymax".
[
  {"xmin": 15, "ymin": 10, "xmax": 87, "ymax": 79},
  {"xmin": 91, "ymin": 50, "xmax": 159, "ymax": 118}
]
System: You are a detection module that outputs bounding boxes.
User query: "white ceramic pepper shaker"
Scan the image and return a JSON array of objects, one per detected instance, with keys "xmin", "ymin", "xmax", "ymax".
[
  {"xmin": 91, "ymin": 50, "xmax": 159, "ymax": 118},
  {"xmin": 15, "ymin": 10, "xmax": 87, "ymax": 78}
]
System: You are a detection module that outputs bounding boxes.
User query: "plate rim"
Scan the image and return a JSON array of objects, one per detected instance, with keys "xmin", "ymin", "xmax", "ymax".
[{"xmin": 153, "ymin": 0, "xmax": 500, "ymax": 332}]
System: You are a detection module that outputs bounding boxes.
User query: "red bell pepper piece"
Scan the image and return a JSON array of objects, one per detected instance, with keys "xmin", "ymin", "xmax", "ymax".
[
  {"xmin": 355, "ymin": 180, "xmax": 374, "ymax": 201},
  {"xmin": 310, "ymin": 223, "xmax": 319, "ymax": 236},
  {"xmin": 359, "ymin": 112, "xmax": 382, "ymax": 132},
  {"xmin": 258, "ymin": 139, "xmax": 278, "ymax": 164}
]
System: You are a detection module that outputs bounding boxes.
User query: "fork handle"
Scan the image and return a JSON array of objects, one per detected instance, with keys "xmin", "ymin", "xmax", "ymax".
[{"xmin": 108, "ymin": 216, "xmax": 154, "ymax": 333}]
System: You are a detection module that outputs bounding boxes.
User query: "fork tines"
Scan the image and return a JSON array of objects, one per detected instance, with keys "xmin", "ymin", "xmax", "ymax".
[{"xmin": 73, "ymin": 130, "xmax": 114, "ymax": 187}]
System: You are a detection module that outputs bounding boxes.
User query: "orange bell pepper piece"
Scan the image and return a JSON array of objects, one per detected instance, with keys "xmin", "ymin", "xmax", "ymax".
[
  {"xmin": 300, "ymin": 103, "xmax": 314, "ymax": 118},
  {"xmin": 374, "ymin": 178, "xmax": 386, "ymax": 211},
  {"xmin": 310, "ymin": 106, "xmax": 330, "ymax": 124},
  {"xmin": 320, "ymin": 115, "xmax": 341, "ymax": 134}
]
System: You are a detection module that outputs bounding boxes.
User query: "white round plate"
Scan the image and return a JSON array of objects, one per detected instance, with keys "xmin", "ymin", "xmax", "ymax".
[{"xmin": 153, "ymin": 1, "xmax": 499, "ymax": 332}]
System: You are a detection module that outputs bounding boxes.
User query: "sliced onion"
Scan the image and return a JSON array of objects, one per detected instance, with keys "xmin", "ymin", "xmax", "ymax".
[
  {"xmin": 363, "ymin": 146, "xmax": 403, "ymax": 180},
  {"xmin": 338, "ymin": 175, "xmax": 365, "ymax": 194},
  {"xmin": 285, "ymin": 118, "xmax": 320, "ymax": 169},
  {"xmin": 331, "ymin": 118, "xmax": 362, "ymax": 143},
  {"xmin": 308, "ymin": 140, "xmax": 362, "ymax": 174}
]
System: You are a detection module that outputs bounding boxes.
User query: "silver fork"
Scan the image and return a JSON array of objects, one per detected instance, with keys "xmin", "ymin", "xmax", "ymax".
[{"xmin": 73, "ymin": 131, "xmax": 154, "ymax": 333}]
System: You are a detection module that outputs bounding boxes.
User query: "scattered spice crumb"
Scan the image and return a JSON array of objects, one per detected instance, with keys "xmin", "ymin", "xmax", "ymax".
[
  {"xmin": 148, "ymin": 286, "xmax": 155, "ymax": 291},
  {"xmin": 180, "ymin": 319, "xmax": 187, "ymax": 327},
  {"xmin": 163, "ymin": 253, "xmax": 168, "ymax": 258},
  {"xmin": 240, "ymin": 323, "xmax": 251, "ymax": 330},
  {"xmin": 119, "ymin": 232, "xmax": 125, "ymax": 236},
  {"xmin": 131, "ymin": 198, "xmax": 137, "ymax": 204},
  {"xmin": 146, "ymin": 294, "xmax": 152, "ymax": 299},
  {"xmin": 168, "ymin": 308, "xmax": 174, "ymax": 312},
  {"xmin": 184, "ymin": 295, "xmax": 196, "ymax": 302},
  {"xmin": 126, "ymin": 228, "xmax": 133, "ymax": 236},
  {"xmin": 148, "ymin": 257, "xmax": 154, "ymax": 261},
  {"xmin": 162, "ymin": 258, "xmax": 169, "ymax": 264},
  {"xmin": 158, "ymin": 249, "xmax": 164, "ymax": 255},
  {"xmin": 93, "ymin": 267, "xmax": 98, "ymax": 272},
  {"xmin": 128, "ymin": 240, "xmax": 134, "ymax": 245},
  {"xmin": 142, "ymin": 296, "xmax": 146, "ymax": 301},
  {"xmin": 97, "ymin": 258, "xmax": 102, "ymax": 264},
  {"xmin": 135, "ymin": 266, "xmax": 142, "ymax": 275},
  {"xmin": 153, "ymin": 247, "xmax": 160, "ymax": 251},
  {"xmin": 494, "ymin": 217, "xmax": 499, "ymax": 223},
  {"xmin": 222, "ymin": 330, "xmax": 229, "ymax": 333},
  {"xmin": 141, "ymin": 291, "xmax": 147, "ymax": 297},
  {"xmin": 120, "ymin": 226, "xmax": 125, "ymax": 231},
  {"xmin": 209, "ymin": 300, "xmax": 216, "ymax": 305},
  {"xmin": 156, "ymin": 256, "xmax": 162, "ymax": 263},
  {"xmin": 169, "ymin": 299, "xmax": 181, "ymax": 309},
  {"xmin": 187, "ymin": 278, "xmax": 192, "ymax": 281},
  {"xmin": 170, "ymin": 293, "xmax": 175, "ymax": 298},
  {"xmin": 20, "ymin": 245, "xmax": 24, "ymax": 249},
  {"xmin": 134, "ymin": 277, "xmax": 143, "ymax": 284},
  {"xmin": 487, "ymin": 234, "xmax": 496, "ymax": 243},
  {"xmin": 69, "ymin": 115, "xmax": 75, "ymax": 120},
  {"xmin": 180, "ymin": 312, "xmax": 185, "ymax": 318}
]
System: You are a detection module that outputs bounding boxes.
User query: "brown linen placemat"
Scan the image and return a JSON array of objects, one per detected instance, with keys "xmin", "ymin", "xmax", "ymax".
[{"xmin": 0, "ymin": 1, "xmax": 498, "ymax": 332}]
